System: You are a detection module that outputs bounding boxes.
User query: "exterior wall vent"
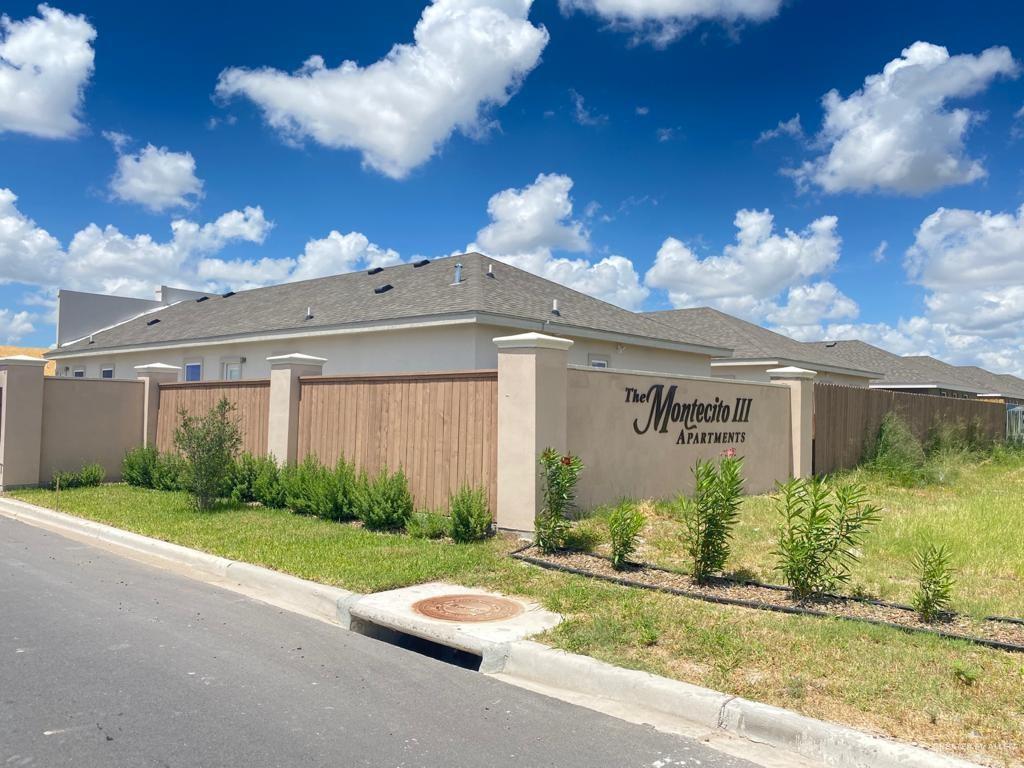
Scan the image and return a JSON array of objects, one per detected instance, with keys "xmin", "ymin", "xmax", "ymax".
[
  {"xmin": 147, "ymin": 318, "xmax": 161, "ymax": 326},
  {"xmin": 413, "ymin": 259, "xmax": 430, "ymax": 268},
  {"xmin": 367, "ymin": 267, "xmax": 384, "ymax": 275},
  {"xmin": 374, "ymin": 284, "xmax": 394, "ymax": 294}
]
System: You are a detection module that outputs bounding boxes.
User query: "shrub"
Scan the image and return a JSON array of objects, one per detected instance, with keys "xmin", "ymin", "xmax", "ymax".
[
  {"xmin": 229, "ymin": 453, "xmax": 262, "ymax": 503},
  {"xmin": 230, "ymin": 453, "xmax": 285, "ymax": 507},
  {"xmin": 865, "ymin": 413, "xmax": 929, "ymax": 486},
  {"xmin": 406, "ymin": 511, "xmax": 450, "ymax": 540},
  {"xmin": 449, "ymin": 485, "xmax": 491, "ymax": 543},
  {"xmin": 152, "ymin": 452, "xmax": 188, "ymax": 492},
  {"xmin": 608, "ymin": 501, "xmax": 645, "ymax": 570},
  {"xmin": 281, "ymin": 455, "xmax": 340, "ymax": 518},
  {"xmin": 51, "ymin": 462, "xmax": 105, "ymax": 490},
  {"xmin": 536, "ymin": 449, "xmax": 584, "ymax": 554},
  {"xmin": 173, "ymin": 398, "xmax": 242, "ymax": 510},
  {"xmin": 912, "ymin": 543, "xmax": 955, "ymax": 623},
  {"xmin": 679, "ymin": 455, "xmax": 744, "ymax": 583},
  {"xmin": 122, "ymin": 446, "xmax": 158, "ymax": 487},
  {"xmin": 358, "ymin": 468, "xmax": 414, "ymax": 532},
  {"xmin": 333, "ymin": 457, "xmax": 358, "ymax": 520},
  {"xmin": 773, "ymin": 477, "xmax": 881, "ymax": 600}
]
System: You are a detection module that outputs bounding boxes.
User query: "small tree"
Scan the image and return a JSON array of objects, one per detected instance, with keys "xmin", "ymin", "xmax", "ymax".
[
  {"xmin": 680, "ymin": 454, "xmax": 744, "ymax": 583},
  {"xmin": 173, "ymin": 398, "xmax": 242, "ymax": 510},
  {"xmin": 536, "ymin": 449, "xmax": 584, "ymax": 554},
  {"xmin": 773, "ymin": 477, "xmax": 881, "ymax": 600},
  {"xmin": 608, "ymin": 501, "xmax": 645, "ymax": 570},
  {"xmin": 912, "ymin": 544, "xmax": 955, "ymax": 623}
]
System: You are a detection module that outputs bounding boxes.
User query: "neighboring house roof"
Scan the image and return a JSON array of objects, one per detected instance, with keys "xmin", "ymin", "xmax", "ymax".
[
  {"xmin": 0, "ymin": 346, "xmax": 55, "ymax": 375},
  {"xmin": 643, "ymin": 307, "xmax": 881, "ymax": 379},
  {"xmin": 950, "ymin": 365, "xmax": 1024, "ymax": 400},
  {"xmin": 799, "ymin": 340, "xmax": 983, "ymax": 394},
  {"xmin": 50, "ymin": 253, "xmax": 731, "ymax": 359}
]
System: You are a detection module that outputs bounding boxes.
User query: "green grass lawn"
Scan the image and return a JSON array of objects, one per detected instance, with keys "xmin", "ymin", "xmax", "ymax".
[{"xmin": 11, "ymin": 459, "xmax": 1024, "ymax": 768}]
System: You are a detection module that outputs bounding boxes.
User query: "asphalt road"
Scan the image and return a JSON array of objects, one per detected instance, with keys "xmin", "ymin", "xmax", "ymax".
[{"xmin": 0, "ymin": 515, "xmax": 761, "ymax": 768}]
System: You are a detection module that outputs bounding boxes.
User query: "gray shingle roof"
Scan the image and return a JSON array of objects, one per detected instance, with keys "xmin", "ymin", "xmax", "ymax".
[
  {"xmin": 53, "ymin": 253, "xmax": 729, "ymax": 356},
  {"xmin": 799, "ymin": 340, "xmax": 983, "ymax": 393},
  {"xmin": 643, "ymin": 307, "xmax": 881, "ymax": 377},
  {"xmin": 948, "ymin": 365, "xmax": 1024, "ymax": 399}
]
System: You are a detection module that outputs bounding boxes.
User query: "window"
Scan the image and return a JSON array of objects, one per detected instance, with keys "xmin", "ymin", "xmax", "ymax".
[
  {"xmin": 222, "ymin": 361, "xmax": 242, "ymax": 381},
  {"xmin": 185, "ymin": 362, "xmax": 202, "ymax": 382},
  {"xmin": 588, "ymin": 354, "xmax": 610, "ymax": 369},
  {"xmin": 101, "ymin": 367, "xmax": 114, "ymax": 379},
  {"xmin": 73, "ymin": 367, "xmax": 85, "ymax": 378}
]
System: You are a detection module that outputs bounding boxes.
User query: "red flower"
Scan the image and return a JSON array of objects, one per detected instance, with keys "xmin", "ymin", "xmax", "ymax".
[
  {"xmin": 561, "ymin": 455, "xmax": 573, "ymax": 466},
  {"xmin": 722, "ymin": 447, "xmax": 737, "ymax": 458}
]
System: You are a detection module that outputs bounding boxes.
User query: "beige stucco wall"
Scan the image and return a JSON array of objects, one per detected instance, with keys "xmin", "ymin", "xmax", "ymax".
[
  {"xmin": 51, "ymin": 322, "xmax": 715, "ymax": 381},
  {"xmin": 711, "ymin": 362, "xmax": 870, "ymax": 388},
  {"xmin": 565, "ymin": 366, "xmax": 792, "ymax": 509},
  {"xmin": 39, "ymin": 378, "xmax": 145, "ymax": 483}
]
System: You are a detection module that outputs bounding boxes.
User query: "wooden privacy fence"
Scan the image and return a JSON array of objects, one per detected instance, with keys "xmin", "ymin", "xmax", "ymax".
[
  {"xmin": 813, "ymin": 383, "xmax": 1007, "ymax": 474},
  {"xmin": 296, "ymin": 370, "xmax": 498, "ymax": 513},
  {"xmin": 156, "ymin": 380, "xmax": 270, "ymax": 456}
]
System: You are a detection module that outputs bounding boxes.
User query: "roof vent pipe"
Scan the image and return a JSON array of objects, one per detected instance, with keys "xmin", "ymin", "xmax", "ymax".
[
  {"xmin": 305, "ymin": 306, "xmax": 314, "ymax": 320},
  {"xmin": 552, "ymin": 299, "xmax": 560, "ymax": 316},
  {"xmin": 487, "ymin": 264, "xmax": 494, "ymax": 278},
  {"xmin": 452, "ymin": 262, "xmax": 463, "ymax": 285}
]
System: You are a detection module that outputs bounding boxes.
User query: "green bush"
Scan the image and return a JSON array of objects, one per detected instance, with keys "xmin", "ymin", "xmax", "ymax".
[
  {"xmin": 281, "ymin": 455, "xmax": 340, "ymax": 518},
  {"xmin": 536, "ymin": 448, "xmax": 584, "ymax": 554},
  {"xmin": 608, "ymin": 501, "xmax": 645, "ymax": 570},
  {"xmin": 357, "ymin": 468, "xmax": 414, "ymax": 532},
  {"xmin": 51, "ymin": 462, "xmax": 105, "ymax": 490},
  {"xmin": 912, "ymin": 543, "xmax": 955, "ymax": 623},
  {"xmin": 230, "ymin": 453, "xmax": 285, "ymax": 507},
  {"xmin": 865, "ymin": 413, "xmax": 930, "ymax": 486},
  {"xmin": 152, "ymin": 452, "xmax": 188, "ymax": 491},
  {"xmin": 173, "ymin": 398, "xmax": 242, "ymax": 509},
  {"xmin": 406, "ymin": 511, "xmax": 450, "ymax": 540},
  {"xmin": 122, "ymin": 446, "xmax": 158, "ymax": 487},
  {"xmin": 333, "ymin": 457, "xmax": 358, "ymax": 520},
  {"xmin": 679, "ymin": 455, "xmax": 744, "ymax": 583},
  {"xmin": 773, "ymin": 477, "xmax": 881, "ymax": 600},
  {"xmin": 448, "ymin": 485, "xmax": 491, "ymax": 543}
]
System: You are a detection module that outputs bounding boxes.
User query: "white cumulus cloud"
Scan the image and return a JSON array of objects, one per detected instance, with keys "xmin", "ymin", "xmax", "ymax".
[
  {"xmin": 787, "ymin": 42, "xmax": 1019, "ymax": 195},
  {"xmin": 559, "ymin": 0, "xmax": 781, "ymax": 47},
  {"xmin": 0, "ymin": 308, "xmax": 35, "ymax": 342},
  {"xmin": 468, "ymin": 173, "xmax": 649, "ymax": 309},
  {"xmin": 215, "ymin": 0, "xmax": 548, "ymax": 179},
  {"xmin": 644, "ymin": 208, "xmax": 853, "ymax": 332},
  {"xmin": 0, "ymin": 4, "xmax": 96, "ymax": 138},
  {"xmin": 106, "ymin": 135, "xmax": 204, "ymax": 212}
]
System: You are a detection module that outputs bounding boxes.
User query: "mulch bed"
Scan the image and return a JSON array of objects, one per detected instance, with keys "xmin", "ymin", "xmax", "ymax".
[{"xmin": 512, "ymin": 547, "xmax": 1024, "ymax": 653}]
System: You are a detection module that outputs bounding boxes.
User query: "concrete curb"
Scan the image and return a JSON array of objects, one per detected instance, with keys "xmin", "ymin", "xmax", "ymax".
[
  {"xmin": 496, "ymin": 641, "xmax": 982, "ymax": 768},
  {"xmin": 0, "ymin": 497, "xmax": 358, "ymax": 625},
  {"xmin": 0, "ymin": 497, "xmax": 983, "ymax": 768}
]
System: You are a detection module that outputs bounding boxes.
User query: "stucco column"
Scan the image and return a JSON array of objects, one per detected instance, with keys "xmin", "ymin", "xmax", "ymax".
[
  {"xmin": 0, "ymin": 356, "xmax": 47, "ymax": 488},
  {"xmin": 494, "ymin": 332, "xmax": 573, "ymax": 535},
  {"xmin": 768, "ymin": 366, "xmax": 816, "ymax": 479},
  {"xmin": 135, "ymin": 363, "xmax": 182, "ymax": 448},
  {"xmin": 267, "ymin": 353, "xmax": 327, "ymax": 466}
]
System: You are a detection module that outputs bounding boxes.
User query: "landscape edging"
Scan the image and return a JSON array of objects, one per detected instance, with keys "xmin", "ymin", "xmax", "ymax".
[{"xmin": 0, "ymin": 497, "xmax": 984, "ymax": 768}]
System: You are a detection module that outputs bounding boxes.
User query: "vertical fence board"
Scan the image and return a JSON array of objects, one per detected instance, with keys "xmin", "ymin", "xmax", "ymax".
[
  {"xmin": 296, "ymin": 370, "xmax": 498, "ymax": 514},
  {"xmin": 156, "ymin": 380, "xmax": 270, "ymax": 457},
  {"xmin": 813, "ymin": 383, "xmax": 1007, "ymax": 474}
]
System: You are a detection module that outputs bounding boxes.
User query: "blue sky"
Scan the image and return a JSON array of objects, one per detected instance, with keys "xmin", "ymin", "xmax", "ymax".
[{"xmin": 2, "ymin": 0, "xmax": 1023, "ymax": 372}]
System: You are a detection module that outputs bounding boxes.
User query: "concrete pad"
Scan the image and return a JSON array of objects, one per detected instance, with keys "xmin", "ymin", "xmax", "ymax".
[{"xmin": 347, "ymin": 582, "xmax": 561, "ymax": 661}]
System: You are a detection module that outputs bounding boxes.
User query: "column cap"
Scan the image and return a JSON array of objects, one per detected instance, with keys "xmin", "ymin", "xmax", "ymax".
[
  {"xmin": 493, "ymin": 332, "xmax": 573, "ymax": 351},
  {"xmin": 134, "ymin": 363, "xmax": 182, "ymax": 373},
  {"xmin": 266, "ymin": 353, "xmax": 327, "ymax": 365},
  {"xmin": 767, "ymin": 366, "xmax": 817, "ymax": 380},
  {"xmin": 0, "ymin": 355, "xmax": 48, "ymax": 367}
]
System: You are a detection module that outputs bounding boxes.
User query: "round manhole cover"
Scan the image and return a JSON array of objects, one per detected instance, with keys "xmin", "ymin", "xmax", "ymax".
[{"xmin": 412, "ymin": 594, "xmax": 524, "ymax": 623}]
